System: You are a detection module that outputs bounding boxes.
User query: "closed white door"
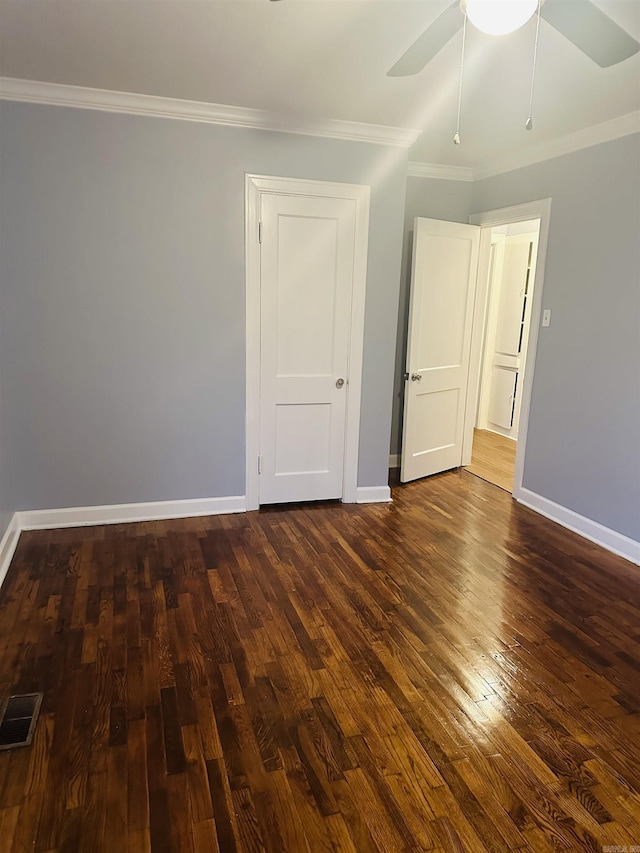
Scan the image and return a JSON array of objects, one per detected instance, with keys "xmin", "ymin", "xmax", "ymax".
[
  {"xmin": 259, "ymin": 192, "xmax": 356, "ymax": 504},
  {"xmin": 401, "ymin": 218, "xmax": 480, "ymax": 483}
]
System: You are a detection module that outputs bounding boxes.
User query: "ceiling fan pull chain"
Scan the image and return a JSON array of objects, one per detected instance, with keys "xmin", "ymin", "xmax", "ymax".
[
  {"xmin": 453, "ymin": 13, "xmax": 468, "ymax": 145},
  {"xmin": 525, "ymin": 0, "xmax": 542, "ymax": 131}
]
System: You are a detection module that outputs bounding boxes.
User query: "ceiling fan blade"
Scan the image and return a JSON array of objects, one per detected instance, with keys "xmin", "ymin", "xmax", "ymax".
[
  {"xmin": 542, "ymin": 0, "xmax": 640, "ymax": 67},
  {"xmin": 387, "ymin": 1, "xmax": 463, "ymax": 77}
]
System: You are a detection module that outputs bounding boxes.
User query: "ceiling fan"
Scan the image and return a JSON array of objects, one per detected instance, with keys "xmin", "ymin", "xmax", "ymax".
[{"xmin": 386, "ymin": 0, "xmax": 640, "ymax": 76}]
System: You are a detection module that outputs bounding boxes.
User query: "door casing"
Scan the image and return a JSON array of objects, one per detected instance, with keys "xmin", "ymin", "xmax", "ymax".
[
  {"xmin": 245, "ymin": 174, "xmax": 370, "ymax": 511},
  {"xmin": 464, "ymin": 198, "xmax": 552, "ymax": 500}
]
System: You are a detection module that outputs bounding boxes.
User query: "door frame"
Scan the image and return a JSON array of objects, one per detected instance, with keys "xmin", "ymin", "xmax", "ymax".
[
  {"xmin": 245, "ymin": 174, "xmax": 371, "ymax": 511},
  {"xmin": 462, "ymin": 198, "xmax": 552, "ymax": 501}
]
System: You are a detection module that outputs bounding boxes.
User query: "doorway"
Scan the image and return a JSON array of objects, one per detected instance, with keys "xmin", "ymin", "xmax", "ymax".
[
  {"xmin": 399, "ymin": 199, "xmax": 552, "ymax": 501},
  {"xmin": 465, "ymin": 219, "xmax": 541, "ymax": 492},
  {"xmin": 245, "ymin": 175, "xmax": 370, "ymax": 511},
  {"xmin": 463, "ymin": 199, "xmax": 552, "ymax": 502}
]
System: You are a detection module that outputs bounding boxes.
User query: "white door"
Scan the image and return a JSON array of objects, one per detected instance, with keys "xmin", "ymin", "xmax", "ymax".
[
  {"xmin": 488, "ymin": 365, "xmax": 518, "ymax": 429},
  {"xmin": 259, "ymin": 192, "xmax": 356, "ymax": 504},
  {"xmin": 401, "ymin": 218, "xmax": 480, "ymax": 483},
  {"xmin": 481, "ymin": 231, "xmax": 539, "ymax": 437}
]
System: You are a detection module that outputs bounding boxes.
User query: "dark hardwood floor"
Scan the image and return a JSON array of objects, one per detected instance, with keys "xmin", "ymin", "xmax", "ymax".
[{"xmin": 0, "ymin": 470, "xmax": 639, "ymax": 852}]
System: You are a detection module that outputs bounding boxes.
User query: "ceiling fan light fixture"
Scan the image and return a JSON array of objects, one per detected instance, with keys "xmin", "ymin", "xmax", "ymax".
[{"xmin": 464, "ymin": 0, "xmax": 538, "ymax": 36}]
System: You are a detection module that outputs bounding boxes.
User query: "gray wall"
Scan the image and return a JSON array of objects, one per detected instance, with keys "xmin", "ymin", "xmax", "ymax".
[
  {"xmin": 390, "ymin": 176, "xmax": 473, "ymax": 457},
  {"xmin": 472, "ymin": 134, "xmax": 640, "ymax": 541},
  {"xmin": 2, "ymin": 100, "xmax": 637, "ymax": 545},
  {"xmin": 0, "ymin": 372, "xmax": 11, "ymax": 540},
  {"xmin": 0, "ymin": 186, "xmax": 12, "ymax": 539},
  {"xmin": 0, "ymin": 101, "xmax": 407, "ymax": 511}
]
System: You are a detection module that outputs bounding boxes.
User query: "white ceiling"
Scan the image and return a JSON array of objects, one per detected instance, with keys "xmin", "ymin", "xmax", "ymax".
[{"xmin": 1, "ymin": 0, "xmax": 639, "ymax": 168}]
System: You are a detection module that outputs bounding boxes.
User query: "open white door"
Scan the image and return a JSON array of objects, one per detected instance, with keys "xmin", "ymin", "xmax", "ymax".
[{"xmin": 401, "ymin": 218, "xmax": 480, "ymax": 483}]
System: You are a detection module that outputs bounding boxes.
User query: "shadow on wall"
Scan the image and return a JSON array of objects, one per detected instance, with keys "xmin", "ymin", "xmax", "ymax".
[{"xmin": 392, "ymin": 227, "xmax": 414, "ymax": 461}]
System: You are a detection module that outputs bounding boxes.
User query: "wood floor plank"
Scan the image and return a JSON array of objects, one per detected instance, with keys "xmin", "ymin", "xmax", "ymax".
[
  {"xmin": 0, "ymin": 470, "xmax": 638, "ymax": 850},
  {"xmin": 465, "ymin": 428, "xmax": 517, "ymax": 492}
]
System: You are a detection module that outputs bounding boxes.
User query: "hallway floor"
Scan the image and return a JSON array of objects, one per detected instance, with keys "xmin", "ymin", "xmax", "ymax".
[{"xmin": 465, "ymin": 428, "xmax": 517, "ymax": 492}]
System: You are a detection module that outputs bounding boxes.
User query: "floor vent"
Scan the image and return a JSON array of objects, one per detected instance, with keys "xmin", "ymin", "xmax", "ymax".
[{"xmin": 0, "ymin": 693, "xmax": 43, "ymax": 750}]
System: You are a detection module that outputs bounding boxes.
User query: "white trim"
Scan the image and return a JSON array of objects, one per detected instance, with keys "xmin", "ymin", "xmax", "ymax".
[
  {"xmin": 18, "ymin": 495, "xmax": 246, "ymax": 531},
  {"xmin": 406, "ymin": 113, "xmax": 640, "ymax": 183},
  {"xmin": 474, "ymin": 112, "xmax": 640, "ymax": 181},
  {"xmin": 462, "ymin": 228, "xmax": 494, "ymax": 463},
  {"xmin": 518, "ymin": 488, "xmax": 640, "ymax": 566},
  {"xmin": 2, "ymin": 79, "xmax": 634, "ymax": 172},
  {"xmin": 407, "ymin": 162, "xmax": 474, "ymax": 182},
  {"xmin": 464, "ymin": 199, "xmax": 552, "ymax": 503},
  {"xmin": 245, "ymin": 174, "xmax": 370, "ymax": 511},
  {"xmin": 245, "ymin": 174, "xmax": 261, "ymax": 512},
  {"xmin": 356, "ymin": 486, "xmax": 392, "ymax": 504},
  {"xmin": 389, "ymin": 454, "xmax": 400, "ymax": 468},
  {"xmin": 0, "ymin": 78, "xmax": 420, "ymax": 149},
  {"xmin": 0, "ymin": 514, "xmax": 21, "ymax": 590},
  {"xmin": 474, "ymin": 235, "xmax": 505, "ymax": 433}
]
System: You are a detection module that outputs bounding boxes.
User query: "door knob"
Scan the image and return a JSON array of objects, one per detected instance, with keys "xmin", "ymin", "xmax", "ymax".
[
  {"xmin": 410, "ymin": 373, "xmax": 422, "ymax": 381},
  {"xmin": 336, "ymin": 378, "xmax": 345, "ymax": 388}
]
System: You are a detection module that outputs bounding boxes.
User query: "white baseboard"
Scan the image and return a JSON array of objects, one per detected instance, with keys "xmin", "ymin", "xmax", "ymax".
[
  {"xmin": 19, "ymin": 495, "xmax": 247, "ymax": 531},
  {"xmin": 0, "ymin": 513, "xmax": 21, "ymax": 589},
  {"xmin": 356, "ymin": 486, "xmax": 392, "ymax": 504},
  {"xmin": 517, "ymin": 487, "xmax": 640, "ymax": 566},
  {"xmin": 389, "ymin": 454, "xmax": 400, "ymax": 468}
]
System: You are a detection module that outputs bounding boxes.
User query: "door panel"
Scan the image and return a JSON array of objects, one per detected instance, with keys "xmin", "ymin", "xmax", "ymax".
[
  {"xmin": 495, "ymin": 238, "xmax": 531, "ymax": 356},
  {"xmin": 259, "ymin": 193, "xmax": 356, "ymax": 504},
  {"xmin": 478, "ymin": 230, "xmax": 539, "ymax": 439},
  {"xmin": 416, "ymin": 236, "xmax": 473, "ymax": 368},
  {"xmin": 275, "ymin": 403, "xmax": 332, "ymax": 474},
  {"xmin": 488, "ymin": 367, "xmax": 517, "ymax": 429},
  {"xmin": 275, "ymin": 215, "xmax": 338, "ymax": 377},
  {"xmin": 401, "ymin": 218, "xmax": 480, "ymax": 483},
  {"xmin": 414, "ymin": 386, "xmax": 461, "ymax": 458}
]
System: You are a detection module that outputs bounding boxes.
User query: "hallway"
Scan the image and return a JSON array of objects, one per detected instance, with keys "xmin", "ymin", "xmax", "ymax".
[{"xmin": 465, "ymin": 428, "xmax": 517, "ymax": 492}]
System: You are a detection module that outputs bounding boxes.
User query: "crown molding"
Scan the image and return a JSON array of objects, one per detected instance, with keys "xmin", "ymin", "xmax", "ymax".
[
  {"xmin": 2, "ymin": 78, "xmax": 635, "ymax": 175},
  {"xmin": 408, "ymin": 112, "xmax": 640, "ymax": 183},
  {"xmin": 0, "ymin": 77, "xmax": 421, "ymax": 149},
  {"xmin": 407, "ymin": 161, "xmax": 474, "ymax": 181},
  {"xmin": 473, "ymin": 111, "xmax": 640, "ymax": 181}
]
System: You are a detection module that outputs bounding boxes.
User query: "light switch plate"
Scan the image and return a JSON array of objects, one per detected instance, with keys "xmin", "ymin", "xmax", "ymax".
[{"xmin": 542, "ymin": 309, "xmax": 551, "ymax": 327}]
